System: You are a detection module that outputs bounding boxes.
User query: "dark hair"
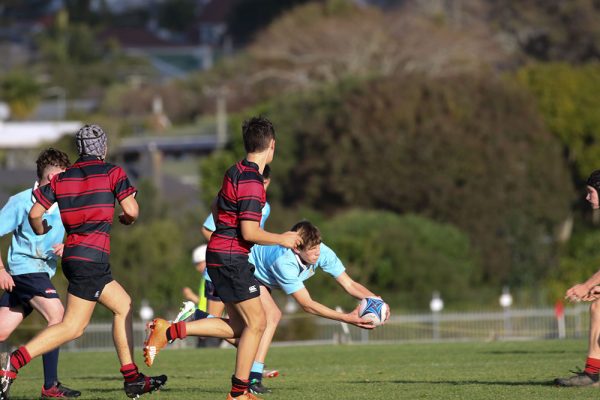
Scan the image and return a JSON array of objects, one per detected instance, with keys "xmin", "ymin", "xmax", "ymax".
[
  {"xmin": 291, "ymin": 220, "xmax": 321, "ymax": 250},
  {"xmin": 588, "ymin": 170, "xmax": 600, "ymax": 193},
  {"xmin": 263, "ymin": 164, "xmax": 271, "ymax": 180},
  {"xmin": 36, "ymin": 148, "xmax": 71, "ymax": 179},
  {"xmin": 242, "ymin": 116, "xmax": 276, "ymax": 153}
]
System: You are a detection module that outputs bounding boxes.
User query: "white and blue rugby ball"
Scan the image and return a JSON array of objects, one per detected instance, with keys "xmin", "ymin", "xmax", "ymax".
[{"xmin": 358, "ymin": 297, "xmax": 388, "ymax": 326}]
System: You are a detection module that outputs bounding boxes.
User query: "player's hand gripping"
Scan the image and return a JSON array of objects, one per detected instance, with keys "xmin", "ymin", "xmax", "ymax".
[
  {"xmin": 565, "ymin": 283, "xmax": 593, "ymax": 302},
  {"xmin": 118, "ymin": 212, "xmax": 135, "ymax": 225},
  {"xmin": 52, "ymin": 243, "xmax": 64, "ymax": 257},
  {"xmin": 0, "ymin": 267, "xmax": 15, "ymax": 292},
  {"xmin": 280, "ymin": 231, "xmax": 302, "ymax": 249},
  {"xmin": 345, "ymin": 305, "xmax": 376, "ymax": 329}
]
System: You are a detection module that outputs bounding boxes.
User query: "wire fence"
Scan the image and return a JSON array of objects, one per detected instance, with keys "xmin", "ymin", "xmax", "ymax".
[{"xmin": 2, "ymin": 305, "xmax": 589, "ymax": 352}]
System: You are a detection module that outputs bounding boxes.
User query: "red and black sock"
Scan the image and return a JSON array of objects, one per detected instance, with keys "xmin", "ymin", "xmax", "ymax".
[
  {"xmin": 10, "ymin": 346, "xmax": 31, "ymax": 371},
  {"xmin": 230, "ymin": 375, "xmax": 249, "ymax": 397},
  {"xmin": 120, "ymin": 363, "xmax": 140, "ymax": 383},
  {"xmin": 585, "ymin": 357, "xmax": 600, "ymax": 376},
  {"xmin": 165, "ymin": 321, "xmax": 187, "ymax": 342}
]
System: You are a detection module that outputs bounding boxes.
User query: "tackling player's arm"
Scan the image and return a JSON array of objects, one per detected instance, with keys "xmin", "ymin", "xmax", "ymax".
[
  {"xmin": 0, "ymin": 196, "xmax": 20, "ymax": 291},
  {"xmin": 240, "ymin": 220, "xmax": 301, "ymax": 249},
  {"xmin": 118, "ymin": 194, "xmax": 138, "ymax": 225},
  {"xmin": 28, "ymin": 202, "xmax": 52, "ymax": 235},
  {"xmin": 291, "ymin": 287, "xmax": 374, "ymax": 329}
]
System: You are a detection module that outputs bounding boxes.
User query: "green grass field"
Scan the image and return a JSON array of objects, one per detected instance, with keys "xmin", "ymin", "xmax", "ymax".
[{"xmin": 6, "ymin": 339, "xmax": 600, "ymax": 399}]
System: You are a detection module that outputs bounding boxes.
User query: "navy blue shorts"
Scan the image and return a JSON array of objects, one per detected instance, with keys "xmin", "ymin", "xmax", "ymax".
[
  {"xmin": 62, "ymin": 261, "xmax": 113, "ymax": 302},
  {"xmin": 205, "ymin": 280, "xmax": 222, "ymax": 302},
  {"xmin": 206, "ymin": 262, "xmax": 261, "ymax": 303},
  {"xmin": 0, "ymin": 273, "xmax": 60, "ymax": 317}
]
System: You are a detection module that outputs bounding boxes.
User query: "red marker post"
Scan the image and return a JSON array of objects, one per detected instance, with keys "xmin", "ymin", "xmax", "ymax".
[{"xmin": 555, "ymin": 300, "xmax": 566, "ymax": 339}]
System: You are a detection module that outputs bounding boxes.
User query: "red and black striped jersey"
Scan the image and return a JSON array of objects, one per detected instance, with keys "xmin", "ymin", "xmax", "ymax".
[
  {"xmin": 33, "ymin": 155, "xmax": 136, "ymax": 264},
  {"xmin": 207, "ymin": 159, "xmax": 266, "ymax": 267}
]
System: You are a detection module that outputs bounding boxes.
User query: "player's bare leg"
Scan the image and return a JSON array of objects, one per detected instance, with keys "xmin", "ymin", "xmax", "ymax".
[
  {"xmin": 99, "ymin": 281, "xmax": 167, "ymax": 398},
  {"xmin": 24, "ymin": 294, "xmax": 96, "ymax": 358},
  {"xmin": 248, "ymin": 287, "xmax": 281, "ymax": 394},
  {"xmin": 227, "ymin": 297, "xmax": 266, "ymax": 381},
  {"xmin": 555, "ymin": 298, "xmax": 600, "ymax": 386},
  {"xmin": 0, "ymin": 306, "xmax": 25, "ymax": 342},
  {"xmin": 98, "ymin": 281, "xmax": 134, "ymax": 365}
]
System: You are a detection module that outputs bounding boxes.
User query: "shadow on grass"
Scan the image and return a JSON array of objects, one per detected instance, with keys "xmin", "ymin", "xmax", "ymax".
[
  {"xmin": 484, "ymin": 350, "xmax": 574, "ymax": 355},
  {"xmin": 348, "ymin": 379, "xmax": 555, "ymax": 387}
]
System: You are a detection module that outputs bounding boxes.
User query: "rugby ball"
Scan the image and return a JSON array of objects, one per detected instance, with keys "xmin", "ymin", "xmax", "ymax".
[{"xmin": 358, "ymin": 297, "xmax": 388, "ymax": 326}]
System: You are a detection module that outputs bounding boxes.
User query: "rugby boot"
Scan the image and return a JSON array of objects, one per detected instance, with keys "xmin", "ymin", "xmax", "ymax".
[
  {"xmin": 124, "ymin": 373, "xmax": 167, "ymax": 398},
  {"xmin": 0, "ymin": 352, "xmax": 16, "ymax": 400},
  {"xmin": 263, "ymin": 369, "xmax": 279, "ymax": 378},
  {"xmin": 41, "ymin": 381, "xmax": 81, "ymax": 398},
  {"xmin": 226, "ymin": 392, "xmax": 262, "ymax": 400},
  {"xmin": 249, "ymin": 379, "xmax": 271, "ymax": 394},
  {"xmin": 143, "ymin": 318, "xmax": 171, "ymax": 367},
  {"xmin": 554, "ymin": 368, "xmax": 600, "ymax": 387}
]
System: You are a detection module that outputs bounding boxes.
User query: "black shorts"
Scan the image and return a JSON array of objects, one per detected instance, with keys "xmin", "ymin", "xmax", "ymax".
[
  {"xmin": 62, "ymin": 261, "xmax": 113, "ymax": 302},
  {"xmin": 205, "ymin": 279, "xmax": 222, "ymax": 302},
  {"xmin": 0, "ymin": 273, "xmax": 60, "ymax": 317},
  {"xmin": 206, "ymin": 262, "xmax": 260, "ymax": 303}
]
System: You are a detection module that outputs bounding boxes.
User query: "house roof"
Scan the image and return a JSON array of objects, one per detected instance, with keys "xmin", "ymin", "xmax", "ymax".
[
  {"xmin": 196, "ymin": 0, "xmax": 237, "ymax": 23},
  {"xmin": 0, "ymin": 122, "xmax": 82, "ymax": 149}
]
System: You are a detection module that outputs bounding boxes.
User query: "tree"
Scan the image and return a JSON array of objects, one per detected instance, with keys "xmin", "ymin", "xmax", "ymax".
[
  {"xmin": 516, "ymin": 63, "xmax": 600, "ymax": 181},
  {"xmin": 0, "ymin": 71, "xmax": 41, "ymax": 119},
  {"xmin": 235, "ymin": 72, "xmax": 573, "ymax": 288},
  {"xmin": 316, "ymin": 211, "xmax": 480, "ymax": 309}
]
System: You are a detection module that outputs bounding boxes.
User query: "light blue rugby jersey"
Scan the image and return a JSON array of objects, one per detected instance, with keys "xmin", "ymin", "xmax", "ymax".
[
  {"xmin": 250, "ymin": 243, "xmax": 345, "ymax": 295},
  {"xmin": 0, "ymin": 186, "xmax": 65, "ymax": 277},
  {"xmin": 202, "ymin": 201, "xmax": 270, "ymax": 281}
]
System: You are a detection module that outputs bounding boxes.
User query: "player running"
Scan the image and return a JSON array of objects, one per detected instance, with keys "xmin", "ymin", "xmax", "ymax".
[
  {"xmin": 0, "ymin": 148, "xmax": 80, "ymax": 399},
  {"xmin": 144, "ymin": 116, "xmax": 301, "ymax": 400},
  {"xmin": 183, "ymin": 220, "xmax": 388, "ymax": 394},
  {"xmin": 0, "ymin": 125, "xmax": 167, "ymax": 400}
]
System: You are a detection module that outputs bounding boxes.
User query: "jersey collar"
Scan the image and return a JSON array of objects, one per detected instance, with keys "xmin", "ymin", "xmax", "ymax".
[{"xmin": 241, "ymin": 159, "xmax": 260, "ymax": 171}]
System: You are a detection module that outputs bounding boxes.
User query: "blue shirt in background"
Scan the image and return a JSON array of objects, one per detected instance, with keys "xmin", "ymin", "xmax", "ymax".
[
  {"xmin": 0, "ymin": 185, "xmax": 65, "ymax": 277},
  {"xmin": 202, "ymin": 202, "xmax": 270, "ymax": 282},
  {"xmin": 250, "ymin": 243, "xmax": 345, "ymax": 295}
]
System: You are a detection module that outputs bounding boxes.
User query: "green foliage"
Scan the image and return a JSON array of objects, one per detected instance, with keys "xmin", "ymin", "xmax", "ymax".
[
  {"xmin": 229, "ymin": 72, "xmax": 573, "ymax": 289},
  {"xmin": 516, "ymin": 63, "xmax": 600, "ymax": 180},
  {"xmin": 545, "ymin": 226, "xmax": 600, "ymax": 301},
  {"xmin": 313, "ymin": 210, "xmax": 479, "ymax": 310},
  {"xmin": 0, "ymin": 71, "xmax": 41, "ymax": 119}
]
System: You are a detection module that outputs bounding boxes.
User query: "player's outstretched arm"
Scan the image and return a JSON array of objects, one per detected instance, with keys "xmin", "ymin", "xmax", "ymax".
[
  {"xmin": 240, "ymin": 220, "xmax": 302, "ymax": 248},
  {"xmin": 335, "ymin": 272, "xmax": 391, "ymax": 322},
  {"xmin": 291, "ymin": 287, "xmax": 375, "ymax": 329},
  {"xmin": 118, "ymin": 194, "xmax": 139, "ymax": 225},
  {"xmin": 28, "ymin": 202, "xmax": 52, "ymax": 235}
]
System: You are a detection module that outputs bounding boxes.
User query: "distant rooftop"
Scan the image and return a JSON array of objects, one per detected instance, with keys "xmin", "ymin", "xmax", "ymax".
[{"xmin": 0, "ymin": 121, "xmax": 82, "ymax": 149}]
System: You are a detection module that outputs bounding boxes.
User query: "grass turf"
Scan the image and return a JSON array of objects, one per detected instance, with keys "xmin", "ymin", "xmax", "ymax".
[{"xmin": 6, "ymin": 339, "xmax": 600, "ymax": 399}]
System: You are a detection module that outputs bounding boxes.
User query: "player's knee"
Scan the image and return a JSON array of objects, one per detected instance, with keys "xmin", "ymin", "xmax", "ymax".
[
  {"xmin": 0, "ymin": 329, "xmax": 11, "ymax": 342},
  {"xmin": 266, "ymin": 308, "xmax": 282, "ymax": 327},
  {"xmin": 248, "ymin": 313, "xmax": 267, "ymax": 335},
  {"xmin": 114, "ymin": 296, "xmax": 132, "ymax": 317},
  {"xmin": 64, "ymin": 322, "xmax": 87, "ymax": 340}
]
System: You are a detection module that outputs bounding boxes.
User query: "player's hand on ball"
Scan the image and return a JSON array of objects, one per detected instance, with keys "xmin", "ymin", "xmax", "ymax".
[{"xmin": 346, "ymin": 305, "xmax": 376, "ymax": 329}]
